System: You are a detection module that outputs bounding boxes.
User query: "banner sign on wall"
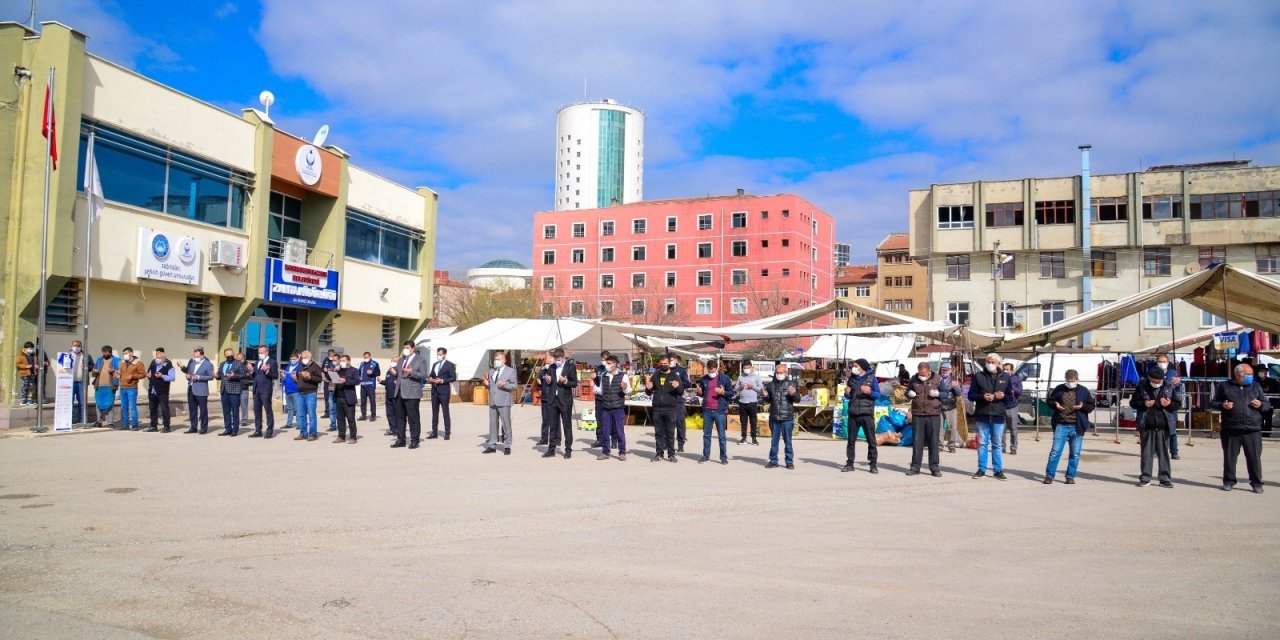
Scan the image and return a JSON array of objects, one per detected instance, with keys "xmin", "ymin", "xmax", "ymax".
[
  {"xmin": 263, "ymin": 258, "xmax": 340, "ymax": 309},
  {"xmin": 136, "ymin": 228, "xmax": 201, "ymax": 285},
  {"xmin": 53, "ymin": 352, "xmax": 74, "ymax": 432}
]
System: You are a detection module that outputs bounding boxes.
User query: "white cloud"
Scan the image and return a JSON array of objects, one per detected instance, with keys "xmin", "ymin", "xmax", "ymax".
[{"xmin": 214, "ymin": 3, "xmax": 239, "ymax": 20}]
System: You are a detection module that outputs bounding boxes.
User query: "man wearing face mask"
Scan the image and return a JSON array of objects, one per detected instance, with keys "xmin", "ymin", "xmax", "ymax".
[
  {"xmin": 392, "ymin": 341, "xmax": 430, "ymax": 449},
  {"xmin": 1154, "ymin": 354, "xmax": 1186, "ymax": 460},
  {"xmin": 537, "ymin": 353, "xmax": 556, "ymax": 446},
  {"xmin": 1211, "ymin": 363, "xmax": 1266, "ymax": 493},
  {"xmin": 15, "ymin": 341, "xmax": 46, "ymax": 406},
  {"xmin": 670, "ymin": 355, "xmax": 692, "ymax": 452},
  {"xmin": 427, "ymin": 347, "xmax": 456, "ymax": 440},
  {"xmin": 249, "ymin": 347, "xmax": 278, "ymax": 439},
  {"xmin": 292, "ymin": 351, "xmax": 324, "ymax": 442},
  {"xmin": 1131, "ymin": 366, "xmax": 1179, "ymax": 488},
  {"xmin": 645, "ymin": 354, "xmax": 683, "ymax": 462},
  {"xmin": 841, "ymin": 358, "xmax": 880, "ymax": 474},
  {"xmin": 116, "ymin": 347, "xmax": 146, "ymax": 431},
  {"xmin": 183, "ymin": 348, "xmax": 215, "ymax": 434},
  {"xmin": 762, "ymin": 362, "xmax": 802, "ymax": 469},
  {"xmin": 938, "ymin": 361, "xmax": 963, "ymax": 452},
  {"xmin": 1044, "ymin": 370, "xmax": 1095, "ymax": 484},
  {"xmin": 735, "ymin": 361, "xmax": 762, "ymax": 445},
  {"xmin": 145, "ymin": 348, "xmax": 176, "ymax": 432},
  {"xmin": 483, "ymin": 350, "xmax": 519, "ymax": 455},
  {"xmin": 282, "ymin": 352, "xmax": 302, "ymax": 430},
  {"xmin": 1001, "ymin": 362, "xmax": 1023, "ymax": 455},
  {"xmin": 67, "ymin": 340, "xmax": 88, "ymax": 425},
  {"xmin": 967, "ymin": 353, "xmax": 1012, "ymax": 480},
  {"xmin": 592, "ymin": 355, "xmax": 629, "ymax": 461},
  {"xmin": 358, "ymin": 351, "xmax": 381, "ymax": 422},
  {"xmin": 905, "ymin": 362, "xmax": 943, "ymax": 477},
  {"xmin": 332, "ymin": 354, "xmax": 360, "ymax": 444},
  {"xmin": 381, "ymin": 359, "xmax": 401, "ymax": 437},
  {"xmin": 542, "ymin": 348, "xmax": 578, "ymax": 459},
  {"xmin": 91, "ymin": 345, "xmax": 120, "ymax": 428},
  {"xmin": 213, "ymin": 348, "xmax": 247, "ymax": 436},
  {"xmin": 696, "ymin": 360, "xmax": 735, "ymax": 465},
  {"xmin": 590, "ymin": 350, "xmax": 611, "ymax": 449}
]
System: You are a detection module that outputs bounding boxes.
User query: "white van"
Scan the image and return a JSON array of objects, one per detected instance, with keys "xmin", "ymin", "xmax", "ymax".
[{"xmin": 1013, "ymin": 353, "xmax": 1113, "ymax": 397}]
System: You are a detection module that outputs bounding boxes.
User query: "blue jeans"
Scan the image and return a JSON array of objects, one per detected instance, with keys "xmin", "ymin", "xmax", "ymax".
[
  {"xmin": 72, "ymin": 381, "xmax": 84, "ymax": 423},
  {"xmin": 1045, "ymin": 424, "xmax": 1083, "ymax": 479},
  {"xmin": 120, "ymin": 388, "xmax": 139, "ymax": 427},
  {"xmin": 285, "ymin": 392, "xmax": 299, "ymax": 426},
  {"xmin": 702, "ymin": 410, "xmax": 728, "ymax": 460},
  {"xmin": 327, "ymin": 390, "xmax": 337, "ymax": 429},
  {"xmin": 299, "ymin": 392, "xmax": 318, "ymax": 437},
  {"xmin": 1169, "ymin": 423, "xmax": 1180, "ymax": 456},
  {"xmin": 976, "ymin": 416, "xmax": 1006, "ymax": 472},
  {"xmin": 769, "ymin": 419, "xmax": 794, "ymax": 466}
]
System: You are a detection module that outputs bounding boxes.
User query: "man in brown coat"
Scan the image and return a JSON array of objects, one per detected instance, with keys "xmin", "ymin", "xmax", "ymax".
[
  {"xmin": 116, "ymin": 347, "xmax": 147, "ymax": 430},
  {"xmin": 906, "ymin": 362, "xmax": 944, "ymax": 477}
]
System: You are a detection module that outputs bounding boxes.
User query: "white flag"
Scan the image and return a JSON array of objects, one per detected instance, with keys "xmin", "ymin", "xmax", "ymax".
[{"xmin": 83, "ymin": 132, "xmax": 104, "ymax": 219}]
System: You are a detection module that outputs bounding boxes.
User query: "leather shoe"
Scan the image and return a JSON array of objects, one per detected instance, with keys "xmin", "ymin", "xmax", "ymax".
[
  {"xmin": 1253, "ymin": 485, "xmax": 1264, "ymax": 494},
  {"xmin": 840, "ymin": 464, "xmax": 854, "ymax": 473},
  {"xmin": 482, "ymin": 447, "xmax": 496, "ymax": 454},
  {"xmin": 906, "ymin": 469, "xmax": 920, "ymax": 476},
  {"xmin": 184, "ymin": 428, "xmax": 197, "ymax": 434},
  {"xmin": 444, "ymin": 434, "xmax": 450, "ymax": 440},
  {"xmin": 218, "ymin": 431, "xmax": 231, "ymax": 436},
  {"xmin": 390, "ymin": 440, "xmax": 406, "ymax": 448},
  {"xmin": 408, "ymin": 440, "xmax": 420, "ymax": 449},
  {"xmin": 542, "ymin": 449, "xmax": 556, "ymax": 458},
  {"xmin": 248, "ymin": 431, "xmax": 263, "ymax": 438},
  {"xmin": 537, "ymin": 439, "xmax": 548, "ymax": 446},
  {"xmin": 785, "ymin": 464, "xmax": 795, "ymax": 470},
  {"xmin": 564, "ymin": 450, "xmax": 572, "ymax": 459},
  {"xmin": 504, "ymin": 448, "xmax": 511, "ymax": 455},
  {"xmin": 765, "ymin": 462, "xmax": 779, "ymax": 469},
  {"xmin": 869, "ymin": 465, "xmax": 879, "ymax": 474},
  {"xmin": 426, "ymin": 433, "xmax": 440, "ymax": 439},
  {"xmin": 931, "ymin": 470, "xmax": 942, "ymax": 477}
]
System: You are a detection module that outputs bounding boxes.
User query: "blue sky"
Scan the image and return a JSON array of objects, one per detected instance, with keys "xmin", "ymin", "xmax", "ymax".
[{"xmin": 24, "ymin": 0, "xmax": 1280, "ymax": 271}]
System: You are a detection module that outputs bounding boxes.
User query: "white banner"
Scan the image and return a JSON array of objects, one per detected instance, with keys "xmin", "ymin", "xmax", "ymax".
[
  {"xmin": 137, "ymin": 228, "xmax": 201, "ymax": 285},
  {"xmin": 53, "ymin": 352, "xmax": 74, "ymax": 432}
]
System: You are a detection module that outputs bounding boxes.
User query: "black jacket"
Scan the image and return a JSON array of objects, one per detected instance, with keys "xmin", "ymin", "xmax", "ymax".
[
  {"xmin": 967, "ymin": 369, "xmax": 1013, "ymax": 418},
  {"xmin": 1130, "ymin": 380, "xmax": 1181, "ymax": 432},
  {"xmin": 845, "ymin": 372, "xmax": 881, "ymax": 416},
  {"xmin": 762, "ymin": 377, "xmax": 802, "ymax": 421},
  {"xmin": 645, "ymin": 368, "xmax": 685, "ymax": 409},
  {"xmin": 542, "ymin": 361, "xmax": 578, "ymax": 407},
  {"xmin": 1049, "ymin": 384, "xmax": 1096, "ymax": 433},
  {"xmin": 1211, "ymin": 379, "xmax": 1267, "ymax": 432},
  {"xmin": 333, "ymin": 365, "xmax": 360, "ymax": 405}
]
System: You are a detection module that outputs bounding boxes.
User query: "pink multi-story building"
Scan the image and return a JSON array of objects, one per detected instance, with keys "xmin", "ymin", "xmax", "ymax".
[{"xmin": 531, "ymin": 192, "xmax": 836, "ymax": 328}]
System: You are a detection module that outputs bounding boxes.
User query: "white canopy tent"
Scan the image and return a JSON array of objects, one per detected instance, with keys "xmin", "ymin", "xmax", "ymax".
[
  {"xmin": 803, "ymin": 334, "xmax": 916, "ymax": 362},
  {"xmin": 412, "ymin": 326, "xmax": 458, "ymax": 348},
  {"xmin": 993, "ymin": 264, "xmax": 1280, "ymax": 351},
  {"xmin": 436, "ymin": 318, "xmax": 636, "ymax": 380},
  {"xmin": 1132, "ymin": 324, "xmax": 1246, "ymax": 354}
]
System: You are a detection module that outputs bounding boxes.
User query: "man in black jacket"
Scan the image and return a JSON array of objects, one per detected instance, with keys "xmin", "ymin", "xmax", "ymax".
[
  {"xmin": 537, "ymin": 353, "xmax": 555, "ymax": 446},
  {"xmin": 1132, "ymin": 367, "xmax": 1180, "ymax": 488},
  {"xmin": 645, "ymin": 355, "xmax": 683, "ymax": 462},
  {"xmin": 967, "ymin": 353, "xmax": 1012, "ymax": 480},
  {"xmin": 670, "ymin": 355, "xmax": 692, "ymax": 452},
  {"xmin": 841, "ymin": 358, "xmax": 880, "ymax": 474},
  {"xmin": 762, "ymin": 363, "xmax": 802, "ymax": 469},
  {"xmin": 1256, "ymin": 366, "xmax": 1278, "ymax": 438},
  {"xmin": 249, "ymin": 346, "xmax": 278, "ymax": 438},
  {"xmin": 542, "ymin": 348, "xmax": 578, "ymax": 459},
  {"xmin": 427, "ymin": 347, "xmax": 457, "ymax": 440},
  {"xmin": 1211, "ymin": 363, "xmax": 1266, "ymax": 493}
]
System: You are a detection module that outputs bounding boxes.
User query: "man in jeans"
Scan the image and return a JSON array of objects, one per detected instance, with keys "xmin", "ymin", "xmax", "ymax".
[
  {"xmin": 116, "ymin": 347, "xmax": 146, "ymax": 430},
  {"xmin": 968, "ymin": 353, "xmax": 1012, "ymax": 480},
  {"xmin": 734, "ymin": 361, "xmax": 762, "ymax": 445},
  {"xmin": 1044, "ymin": 369, "xmax": 1095, "ymax": 484},
  {"xmin": 292, "ymin": 351, "xmax": 323, "ymax": 442},
  {"xmin": 762, "ymin": 363, "xmax": 801, "ymax": 469},
  {"xmin": 282, "ymin": 352, "xmax": 301, "ymax": 429},
  {"xmin": 1001, "ymin": 362, "xmax": 1022, "ymax": 454},
  {"xmin": 697, "ymin": 360, "xmax": 734, "ymax": 465}
]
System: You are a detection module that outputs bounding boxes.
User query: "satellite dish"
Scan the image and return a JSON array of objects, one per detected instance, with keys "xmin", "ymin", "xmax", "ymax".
[
  {"xmin": 312, "ymin": 125, "xmax": 329, "ymax": 147},
  {"xmin": 998, "ymin": 253, "xmax": 1014, "ymax": 264},
  {"xmin": 258, "ymin": 90, "xmax": 275, "ymax": 116},
  {"xmin": 1185, "ymin": 261, "xmax": 1201, "ymax": 275}
]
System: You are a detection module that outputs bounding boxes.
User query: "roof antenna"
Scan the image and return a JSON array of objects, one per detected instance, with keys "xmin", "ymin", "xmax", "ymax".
[{"xmin": 27, "ymin": 0, "xmax": 37, "ymax": 29}]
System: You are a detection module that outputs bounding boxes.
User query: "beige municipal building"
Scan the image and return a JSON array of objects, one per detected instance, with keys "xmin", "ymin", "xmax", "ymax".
[{"xmin": 1, "ymin": 23, "xmax": 439, "ymax": 408}]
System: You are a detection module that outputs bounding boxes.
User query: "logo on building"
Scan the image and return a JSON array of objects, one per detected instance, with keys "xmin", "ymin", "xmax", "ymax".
[
  {"xmin": 151, "ymin": 234, "xmax": 171, "ymax": 260},
  {"xmin": 295, "ymin": 144, "xmax": 323, "ymax": 186},
  {"xmin": 177, "ymin": 237, "xmax": 198, "ymax": 265},
  {"xmin": 137, "ymin": 229, "xmax": 201, "ymax": 286}
]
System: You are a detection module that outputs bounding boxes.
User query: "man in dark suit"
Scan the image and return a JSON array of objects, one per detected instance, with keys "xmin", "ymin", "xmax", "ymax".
[
  {"xmin": 249, "ymin": 346, "xmax": 279, "ymax": 438},
  {"xmin": 542, "ymin": 347, "xmax": 578, "ymax": 459},
  {"xmin": 427, "ymin": 347, "xmax": 456, "ymax": 440},
  {"xmin": 381, "ymin": 361, "xmax": 402, "ymax": 437},
  {"xmin": 392, "ymin": 341, "xmax": 430, "ymax": 449},
  {"xmin": 670, "ymin": 354, "xmax": 692, "ymax": 452},
  {"xmin": 537, "ymin": 353, "xmax": 555, "ymax": 445}
]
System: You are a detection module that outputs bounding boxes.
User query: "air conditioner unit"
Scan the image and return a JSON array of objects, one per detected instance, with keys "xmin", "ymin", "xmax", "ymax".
[
  {"xmin": 284, "ymin": 237, "xmax": 308, "ymax": 264},
  {"xmin": 209, "ymin": 240, "xmax": 245, "ymax": 269}
]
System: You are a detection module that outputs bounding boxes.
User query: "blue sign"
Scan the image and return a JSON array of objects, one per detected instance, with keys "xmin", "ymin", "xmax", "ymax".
[
  {"xmin": 263, "ymin": 258, "xmax": 340, "ymax": 310},
  {"xmin": 151, "ymin": 234, "xmax": 171, "ymax": 259}
]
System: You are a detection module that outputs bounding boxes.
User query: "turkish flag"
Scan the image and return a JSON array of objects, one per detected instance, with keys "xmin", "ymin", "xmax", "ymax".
[{"xmin": 42, "ymin": 83, "xmax": 57, "ymax": 170}]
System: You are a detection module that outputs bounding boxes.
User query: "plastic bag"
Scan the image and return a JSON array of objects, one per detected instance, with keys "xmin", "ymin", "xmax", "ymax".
[{"xmin": 898, "ymin": 425, "xmax": 913, "ymax": 447}]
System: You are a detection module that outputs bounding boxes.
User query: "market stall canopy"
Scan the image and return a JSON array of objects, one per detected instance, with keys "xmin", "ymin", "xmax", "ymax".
[
  {"xmin": 837, "ymin": 301, "xmax": 1002, "ymax": 349},
  {"xmin": 592, "ymin": 319, "xmax": 950, "ymax": 343},
  {"xmin": 994, "ymin": 264, "xmax": 1280, "ymax": 351},
  {"xmin": 437, "ymin": 318, "xmax": 636, "ymax": 380},
  {"xmin": 804, "ymin": 334, "xmax": 915, "ymax": 362},
  {"xmin": 1132, "ymin": 324, "xmax": 1246, "ymax": 354},
  {"xmin": 412, "ymin": 326, "xmax": 458, "ymax": 348}
]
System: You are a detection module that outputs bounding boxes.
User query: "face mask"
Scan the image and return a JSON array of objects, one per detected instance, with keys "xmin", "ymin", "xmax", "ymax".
[
  {"xmin": 851, "ymin": 368, "xmax": 862, "ymax": 377},
  {"xmin": 659, "ymin": 365, "xmax": 669, "ymax": 372},
  {"xmin": 340, "ymin": 361, "xmax": 350, "ymax": 368},
  {"xmin": 918, "ymin": 374, "xmax": 928, "ymax": 381},
  {"xmin": 404, "ymin": 349, "xmax": 414, "ymax": 357},
  {"xmin": 743, "ymin": 368, "xmax": 752, "ymax": 375},
  {"xmin": 436, "ymin": 353, "xmax": 445, "ymax": 360},
  {"xmin": 290, "ymin": 359, "xmax": 298, "ymax": 365},
  {"xmin": 72, "ymin": 346, "xmax": 82, "ymax": 353},
  {"xmin": 1149, "ymin": 381, "xmax": 1163, "ymax": 389},
  {"xmin": 1243, "ymin": 375, "xmax": 1255, "ymax": 385},
  {"xmin": 122, "ymin": 354, "xmax": 132, "ymax": 361},
  {"xmin": 555, "ymin": 359, "xmax": 565, "ymax": 365},
  {"xmin": 494, "ymin": 360, "xmax": 505, "ymax": 368},
  {"xmin": 259, "ymin": 353, "xmax": 268, "ymax": 360},
  {"xmin": 1157, "ymin": 362, "xmax": 1168, "ymax": 370},
  {"xmin": 708, "ymin": 370, "xmax": 718, "ymax": 378},
  {"xmin": 777, "ymin": 374, "xmax": 788, "ymax": 381},
  {"xmin": 301, "ymin": 358, "xmax": 311, "ymax": 366},
  {"xmin": 601, "ymin": 360, "xmax": 608, "ymax": 367},
  {"xmin": 25, "ymin": 348, "xmax": 34, "ymax": 355},
  {"xmin": 363, "ymin": 357, "xmax": 371, "ymax": 363},
  {"xmin": 986, "ymin": 363, "xmax": 998, "ymax": 373},
  {"xmin": 1066, "ymin": 382, "xmax": 1078, "ymax": 389}
]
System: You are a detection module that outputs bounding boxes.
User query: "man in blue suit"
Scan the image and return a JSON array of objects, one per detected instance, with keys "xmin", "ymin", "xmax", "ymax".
[
  {"xmin": 427, "ymin": 346, "xmax": 456, "ymax": 440},
  {"xmin": 249, "ymin": 346, "xmax": 279, "ymax": 438}
]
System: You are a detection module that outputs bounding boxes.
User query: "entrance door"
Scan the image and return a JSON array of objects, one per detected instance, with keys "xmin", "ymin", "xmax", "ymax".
[{"xmin": 242, "ymin": 318, "xmax": 281, "ymax": 365}]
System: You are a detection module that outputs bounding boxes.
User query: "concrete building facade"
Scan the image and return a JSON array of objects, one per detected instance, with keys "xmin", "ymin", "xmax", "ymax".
[
  {"xmin": 532, "ymin": 192, "xmax": 835, "ymax": 328},
  {"xmin": 876, "ymin": 232, "xmax": 929, "ymax": 320},
  {"xmin": 833, "ymin": 264, "xmax": 876, "ymax": 328},
  {"xmin": 908, "ymin": 161, "xmax": 1280, "ymax": 350},
  {"xmin": 0, "ymin": 22, "xmax": 438, "ymax": 406},
  {"xmin": 554, "ymin": 100, "xmax": 644, "ymax": 211}
]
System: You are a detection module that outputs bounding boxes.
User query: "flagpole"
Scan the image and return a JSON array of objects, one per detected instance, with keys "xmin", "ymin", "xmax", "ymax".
[
  {"xmin": 35, "ymin": 66, "xmax": 54, "ymax": 433},
  {"xmin": 81, "ymin": 131, "xmax": 95, "ymax": 427}
]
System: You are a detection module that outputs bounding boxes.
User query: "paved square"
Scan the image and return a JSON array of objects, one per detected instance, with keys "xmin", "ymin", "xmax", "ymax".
[{"xmin": 2, "ymin": 403, "xmax": 1276, "ymax": 639}]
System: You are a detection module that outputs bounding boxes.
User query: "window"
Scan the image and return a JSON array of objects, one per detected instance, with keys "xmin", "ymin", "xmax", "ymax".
[
  {"xmin": 184, "ymin": 294, "xmax": 212, "ymax": 339},
  {"xmin": 937, "ymin": 205, "xmax": 975, "ymax": 229},
  {"xmin": 601, "ymin": 221, "xmax": 615, "ymax": 236},
  {"xmin": 855, "ymin": 285, "xmax": 870, "ymax": 297},
  {"xmin": 1257, "ymin": 245, "xmax": 1279, "ymax": 274},
  {"xmin": 835, "ymin": 287, "xmax": 849, "ymax": 298},
  {"xmin": 318, "ymin": 322, "xmax": 334, "ymax": 346},
  {"xmin": 781, "ymin": 239, "xmax": 790, "ymax": 248},
  {"xmin": 731, "ymin": 240, "xmax": 747, "ymax": 257},
  {"xmin": 761, "ymin": 239, "xmax": 769, "ymax": 248},
  {"xmin": 601, "ymin": 274, "xmax": 614, "ymax": 289},
  {"xmin": 665, "ymin": 271, "xmax": 676, "ymax": 287},
  {"xmin": 985, "ymin": 202, "xmax": 1024, "ymax": 227},
  {"xmin": 1189, "ymin": 192, "xmax": 1280, "ymax": 219},
  {"xmin": 947, "ymin": 302, "xmax": 970, "ymax": 325},
  {"xmin": 1040, "ymin": 252, "xmax": 1065, "ymax": 278},
  {"xmin": 542, "ymin": 224, "xmax": 557, "ymax": 239},
  {"xmin": 697, "ymin": 270, "xmax": 712, "ymax": 286},
  {"xmin": 761, "ymin": 269, "xmax": 769, "ymax": 277},
  {"xmin": 632, "ymin": 218, "xmax": 647, "ymax": 234},
  {"xmin": 731, "ymin": 298, "xmax": 748, "ymax": 315},
  {"xmin": 77, "ymin": 120, "xmax": 250, "ymax": 229},
  {"xmin": 570, "ymin": 301, "xmax": 585, "ymax": 317},
  {"xmin": 761, "ymin": 210, "xmax": 769, "ymax": 219},
  {"xmin": 731, "ymin": 211, "xmax": 747, "ymax": 228},
  {"xmin": 731, "ymin": 269, "xmax": 747, "ymax": 286},
  {"xmin": 994, "ymin": 256, "xmax": 1015, "ymax": 280},
  {"xmin": 540, "ymin": 302, "xmax": 553, "ymax": 317},
  {"xmin": 542, "ymin": 250, "xmax": 556, "ymax": 265},
  {"xmin": 345, "ymin": 209, "xmax": 425, "ymax": 271},
  {"xmin": 1090, "ymin": 250, "xmax": 1117, "ymax": 277},
  {"xmin": 782, "ymin": 209, "xmax": 790, "ymax": 218},
  {"xmin": 571, "ymin": 275, "xmax": 584, "ymax": 290},
  {"xmin": 632, "ymin": 246, "xmax": 646, "ymax": 261},
  {"xmin": 946, "ymin": 255, "xmax": 971, "ymax": 280},
  {"xmin": 571, "ymin": 248, "xmax": 585, "ymax": 264},
  {"xmin": 697, "ymin": 243, "xmax": 712, "ymax": 258},
  {"xmin": 697, "ymin": 214, "xmax": 713, "ymax": 230},
  {"xmin": 1201, "ymin": 309, "xmax": 1226, "ymax": 328},
  {"xmin": 631, "ymin": 273, "xmax": 646, "ymax": 289},
  {"xmin": 1041, "ymin": 301, "xmax": 1065, "ymax": 326},
  {"xmin": 1146, "ymin": 301, "xmax": 1172, "ymax": 328},
  {"xmin": 835, "ymin": 308, "xmax": 850, "ymax": 320},
  {"xmin": 666, "ymin": 216, "xmax": 677, "ymax": 232},
  {"xmin": 630, "ymin": 300, "xmax": 645, "ymax": 316},
  {"xmin": 541, "ymin": 276, "xmax": 555, "ymax": 290},
  {"xmin": 1143, "ymin": 247, "xmax": 1171, "ymax": 275},
  {"xmin": 267, "ymin": 192, "xmax": 302, "ymax": 259},
  {"xmin": 664, "ymin": 299, "xmax": 677, "ymax": 315},
  {"xmin": 1198, "ymin": 246, "xmax": 1226, "ymax": 269},
  {"xmin": 600, "ymin": 300, "xmax": 614, "ymax": 316},
  {"xmin": 781, "ymin": 297, "xmax": 791, "ymax": 305},
  {"xmin": 381, "ymin": 317, "xmax": 397, "ymax": 349},
  {"xmin": 666, "ymin": 244, "xmax": 676, "ymax": 260},
  {"xmin": 781, "ymin": 268, "xmax": 791, "ymax": 277},
  {"xmin": 1035, "ymin": 200, "xmax": 1075, "ymax": 225},
  {"xmin": 1142, "ymin": 195, "xmax": 1183, "ymax": 220},
  {"xmin": 601, "ymin": 247, "xmax": 615, "ymax": 262},
  {"xmin": 1091, "ymin": 197, "xmax": 1128, "ymax": 222},
  {"xmin": 572, "ymin": 222, "xmax": 585, "ymax": 238},
  {"xmin": 696, "ymin": 299, "xmax": 713, "ymax": 315},
  {"xmin": 992, "ymin": 302, "xmax": 1015, "ymax": 329}
]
